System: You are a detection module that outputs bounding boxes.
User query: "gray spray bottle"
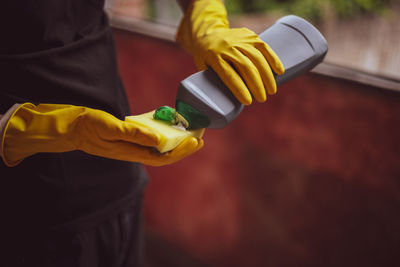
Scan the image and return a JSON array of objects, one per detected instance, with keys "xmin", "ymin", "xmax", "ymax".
[{"xmin": 174, "ymin": 15, "xmax": 328, "ymax": 129}]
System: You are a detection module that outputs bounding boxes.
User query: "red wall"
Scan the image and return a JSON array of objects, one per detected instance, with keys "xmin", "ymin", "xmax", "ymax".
[{"xmin": 113, "ymin": 28, "xmax": 400, "ymax": 267}]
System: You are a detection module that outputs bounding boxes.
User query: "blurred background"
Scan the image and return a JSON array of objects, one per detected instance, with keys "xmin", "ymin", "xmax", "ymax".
[{"xmin": 105, "ymin": 0, "xmax": 400, "ymax": 266}]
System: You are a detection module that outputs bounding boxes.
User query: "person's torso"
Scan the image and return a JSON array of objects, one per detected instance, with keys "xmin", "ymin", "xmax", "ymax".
[
  {"xmin": 0, "ymin": 0, "xmax": 147, "ymax": 232},
  {"xmin": 0, "ymin": 0, "xmax": 130, "ymax": 117}
]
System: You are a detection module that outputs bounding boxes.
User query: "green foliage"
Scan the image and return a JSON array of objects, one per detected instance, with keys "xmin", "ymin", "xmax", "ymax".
[
  {"xmin": 147, "ymin": 0, "xmax": 156, "ymax": 20},
  {"xmin": 288, "ymin": 0, "xmax": 327, "ymax": 21},
  {"xmin": 225, "ymin": 0, "xmax": 394, "ymax": 21},
  {"xmin": 331, "ymin": 0, "xmax": 390, "ymax": 16}
]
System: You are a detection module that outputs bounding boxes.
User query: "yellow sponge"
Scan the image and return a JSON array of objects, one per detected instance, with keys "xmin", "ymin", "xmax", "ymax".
[{"xmin": 125, "ymin": 111, "xmax": 204, "ymax": 153}]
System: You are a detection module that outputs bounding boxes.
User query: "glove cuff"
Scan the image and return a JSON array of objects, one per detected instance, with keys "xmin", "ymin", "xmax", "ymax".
[
  {"xmin": 176, "ymin": 0, "xmax": 228, "ymax": 53},
  {"xmin": 1, "ymin": 103, "xmax": 34, "ymax": 167}
]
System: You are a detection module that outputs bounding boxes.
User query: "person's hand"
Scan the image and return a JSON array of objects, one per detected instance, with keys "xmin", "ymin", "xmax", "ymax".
[
  {"xmin": 1, "ymin": 103, "xmax": 203, "ymax": 167},
  {"xmin": 176, "ymin": 0, "xmax": 284, "ymax": 105}
]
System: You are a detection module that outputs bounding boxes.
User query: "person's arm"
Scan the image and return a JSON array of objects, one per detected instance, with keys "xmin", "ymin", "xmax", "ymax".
[
  {"xmin": 175, "ymin": 0, "xmax": 284, "ymax": 105},
  {"xmin": 177, "ymin": 0, "xmax": 196, "ymax": 11},
  {"xmin": 0, "ymin": 103, "xmax": 203, "ymax": 167}
]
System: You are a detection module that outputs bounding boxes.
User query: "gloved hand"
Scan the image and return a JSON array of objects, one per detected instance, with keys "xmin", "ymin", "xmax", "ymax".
[
  {"xmin": 0, "ymin": 103, "xmax": 203, "ymax": 167},
  {"xmin": 176, "ymin": 0, "xmax": 285, "ymax": 105}
]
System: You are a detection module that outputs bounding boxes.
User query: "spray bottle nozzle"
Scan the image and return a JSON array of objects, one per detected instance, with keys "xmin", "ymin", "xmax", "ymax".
[{"xmin": 175, "ymin": 101, "xmax": 210, "ymax": 129}]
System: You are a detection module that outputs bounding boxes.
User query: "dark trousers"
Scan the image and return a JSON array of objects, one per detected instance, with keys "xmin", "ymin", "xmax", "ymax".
[
  {"xmin": 1, "ymin": 151, "xmax": 148, "ymax": 267},
  {"xmin": 4, "ymin": 194, "xmax": 144, "ymax": 267}
]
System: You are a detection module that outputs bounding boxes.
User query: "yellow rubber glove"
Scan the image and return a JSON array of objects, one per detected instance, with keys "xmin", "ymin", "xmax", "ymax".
[
  {"xmin": 177, "ymin": 0, "xmax": 285, "ymax": 105},
  {"xmin": 1, "ymin": 103, "xmax": 203, "ymax": 167}
]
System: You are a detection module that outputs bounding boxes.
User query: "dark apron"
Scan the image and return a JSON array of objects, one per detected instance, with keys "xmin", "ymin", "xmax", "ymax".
[{"xmin": 0, "ymin": 1, "xmax": 147, "ymax": 266}]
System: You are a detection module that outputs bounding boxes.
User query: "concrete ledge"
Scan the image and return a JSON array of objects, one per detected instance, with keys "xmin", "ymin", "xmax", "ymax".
[
  {"xmin": 313, "ymin": 63, "xmax": 400, "ymax": 92},
  {"xmin": 108, "ymin": 12, "xmax": 177, "ymax": 42}
]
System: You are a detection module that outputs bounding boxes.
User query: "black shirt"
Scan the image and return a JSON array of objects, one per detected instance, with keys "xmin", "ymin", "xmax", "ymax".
[{"xmin": 0, "ymin": 0, "xmax": 147, "ymax": 238}]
